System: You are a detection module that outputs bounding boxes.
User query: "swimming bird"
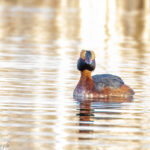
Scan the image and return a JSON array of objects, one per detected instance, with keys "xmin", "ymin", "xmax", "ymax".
[{"xmin": 73, "ymin": 50, "xmax": 134, "ymax": 99}]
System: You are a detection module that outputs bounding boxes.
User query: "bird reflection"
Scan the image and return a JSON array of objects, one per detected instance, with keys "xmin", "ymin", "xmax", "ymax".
[
  {"xmin": 77, "ymin": 100, "xmax": 93, "ymax": 134},
  {"xmin": 75, "ymin": 96, "xmax": 133, "ymax": 140}
]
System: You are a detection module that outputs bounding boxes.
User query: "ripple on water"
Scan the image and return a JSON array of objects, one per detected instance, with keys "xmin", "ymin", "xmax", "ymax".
[{"xmin": 0, "ymin": 1, "xmax": 150, "ymax": 150}]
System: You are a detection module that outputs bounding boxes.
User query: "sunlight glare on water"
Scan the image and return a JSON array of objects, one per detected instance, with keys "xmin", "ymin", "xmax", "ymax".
[{"xmin": 0, "ymin": 0, "xmax": 150, "ymax": 150}]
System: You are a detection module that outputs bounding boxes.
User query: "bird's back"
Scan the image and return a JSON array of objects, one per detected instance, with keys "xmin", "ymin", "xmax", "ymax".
[{"xmin": 92, "ymin": 74, "xmax": 124, "ymax": 91}]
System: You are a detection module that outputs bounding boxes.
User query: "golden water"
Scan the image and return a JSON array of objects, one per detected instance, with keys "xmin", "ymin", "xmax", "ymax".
[{"xmin": 0, "ymin": 0, "xmax": 150, "ymax": 150}]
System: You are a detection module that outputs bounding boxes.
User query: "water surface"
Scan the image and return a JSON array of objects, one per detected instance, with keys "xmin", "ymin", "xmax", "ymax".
[{"xmin": 0, "ymin": 1, "xmax": 150, "ymax": 150}]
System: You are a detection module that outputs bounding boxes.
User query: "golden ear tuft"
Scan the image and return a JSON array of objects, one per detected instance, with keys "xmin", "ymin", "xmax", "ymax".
[
  {"xmin": 80, "ymin": 50, "xmax": 86, "ymax": 59},
  {"xmin": 91, "ymin": 50, "xmax": 95, "ymax": 60}
]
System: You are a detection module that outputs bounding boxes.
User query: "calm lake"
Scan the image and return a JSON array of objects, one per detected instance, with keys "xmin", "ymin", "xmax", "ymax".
[{"xmin": 0, "ymin": 1, "xmax": 150, "ymax": 150}]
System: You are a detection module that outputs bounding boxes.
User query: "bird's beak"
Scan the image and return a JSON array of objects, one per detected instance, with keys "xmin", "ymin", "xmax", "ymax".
[{"xmin": 85, "ymin": 55, "xmax": 92, "ymax": 64}]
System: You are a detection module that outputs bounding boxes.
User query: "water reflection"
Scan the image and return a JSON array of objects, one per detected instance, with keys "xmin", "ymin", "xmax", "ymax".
[{"xmin": 74, "ymin": 97, "xmax": 137, "ymax": 149}]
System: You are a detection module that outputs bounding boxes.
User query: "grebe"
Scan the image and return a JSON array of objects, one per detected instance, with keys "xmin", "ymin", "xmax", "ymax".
[{"xmin": 73, "ymin": 50, "xmax": 134, "ymax": 99}]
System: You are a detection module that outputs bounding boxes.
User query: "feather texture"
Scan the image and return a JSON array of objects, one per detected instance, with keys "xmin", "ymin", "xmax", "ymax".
[{"xmin": 92, "ymin": 74, "xmax": 124, "ymax": 91}]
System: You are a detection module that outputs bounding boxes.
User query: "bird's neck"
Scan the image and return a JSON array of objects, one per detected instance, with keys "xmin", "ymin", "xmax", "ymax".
[
  {"xmin": 81, "ymin": 70, "xmax": 92, "ymax": 80},
  {"xmin": 78, "ymin": 70, "xmax": 94, "ymax": 90}
]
